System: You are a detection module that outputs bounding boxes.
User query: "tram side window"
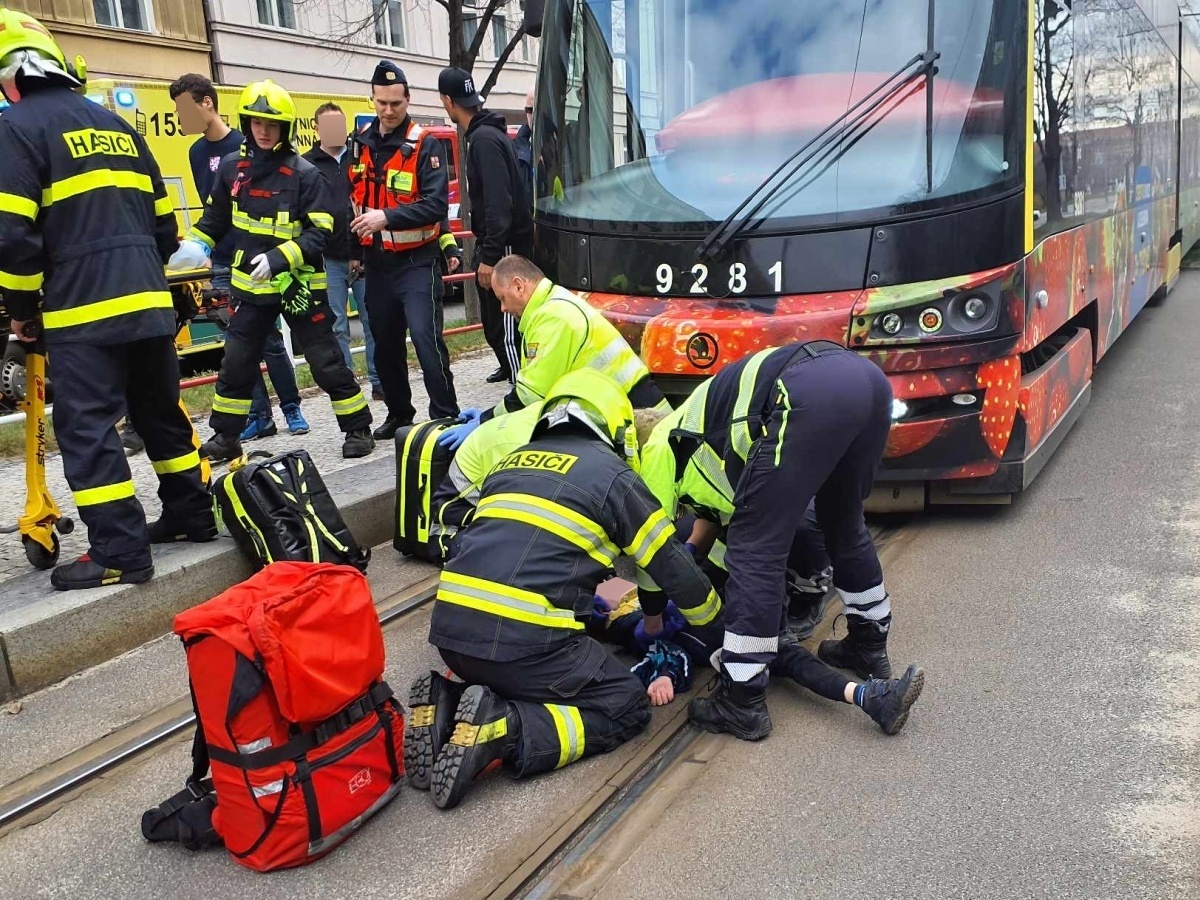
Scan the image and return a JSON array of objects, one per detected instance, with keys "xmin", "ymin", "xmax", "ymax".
[{"xmin": 1032, "ymin": 0, "xmax": 1079, "ymax": 235}]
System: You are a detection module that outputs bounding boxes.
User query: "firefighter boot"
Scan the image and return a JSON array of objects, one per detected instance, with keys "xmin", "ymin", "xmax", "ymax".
[
  {"xmin": 405, "ymin": 671, "xmax": 466, "ymax": 791},
  {"xmin": 431, "ymin": 685, "xmax": 520, "ymax": 810},
  {"xmin": 688, "ymin": 670, "xmax": 772, "ymax": 741},
  {"xmin": 200, "ymin": 432, "xmax": 242, "ymax": 462},
  {"xmin": 147, "ymin": 513, "xmax": 218, "ymax": 545},
  {"xmin": 858, "ymin": 664, "xmax": 926, "ymax": 735},
  {"xmin": 818, "ymin": 617, "xmax": 893, "ymax": 681},
  {"xmin": 51, "ymin": 555, "xmax": 154, "ymax": 591},
  {"xmin": 342, "ymin": 428, "xmax": 376, "ymax": 459}
]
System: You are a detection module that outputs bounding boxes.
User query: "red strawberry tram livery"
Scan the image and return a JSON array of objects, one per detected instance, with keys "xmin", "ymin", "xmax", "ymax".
[{"xmin": 524, "ymin": 0, "xmax": 1200, "ymax": 507}]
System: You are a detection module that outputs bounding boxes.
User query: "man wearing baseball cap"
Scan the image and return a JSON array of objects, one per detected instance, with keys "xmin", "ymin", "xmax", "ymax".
[
  {"xmin": 438, "ymin": 66, "xmax": 533, "ymax": 388},
  {"xmin": 347, "ymin": 60, "xmax": 459, "ymax": 438}
]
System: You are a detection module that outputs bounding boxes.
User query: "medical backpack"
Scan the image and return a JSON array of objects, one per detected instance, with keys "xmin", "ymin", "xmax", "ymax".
[
  {"xmin": 142, "ymin": 561, "xmax": 405, "ymax": 871},
  {"xmin": 213, "ymin": 449, "xmax": 369, "ymax": 572},
  {"xmin": 393, "ymin": 419, "xmax": 456, "ymax": 563}
]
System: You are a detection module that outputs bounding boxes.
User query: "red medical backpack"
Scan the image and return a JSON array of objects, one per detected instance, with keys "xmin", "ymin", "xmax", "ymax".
[{"xmin": 143, "ymin": 561, "xmax": 405, "ymax": 871}]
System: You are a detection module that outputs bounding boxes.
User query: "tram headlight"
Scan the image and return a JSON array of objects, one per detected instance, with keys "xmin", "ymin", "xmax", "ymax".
[
  {"xmin": 853, "ymin": 273, "xmax": 1013, "ymax": 347},
  {"xmin": 963, "ymin": 295, "xmax": 988, "ymax": 320},
  {"xmin": 891, "ymin": 398, "xmax": 909, "ymax": 421},
  {"xmin": 879, "ymin": 312, "xmax": 903, "ymax": 335}
]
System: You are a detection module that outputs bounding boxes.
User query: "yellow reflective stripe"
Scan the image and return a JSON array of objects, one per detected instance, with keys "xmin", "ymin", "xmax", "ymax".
[
  {"xmin": 307, "ymin": 212, "xmax": 334, "ymax": 232},
  {"xmin": 624, "ymin": 508, "xmax": 673, "ymax": 567},
  {"xmin": 589, "ymin": 335, "xmax": 645, "ymax": 391},
  {"xmin": 0, "ymin": 270, "xmax": 44, "ymax": 291},
  {"xmin": 187, "ymin": 228, "xmax": 215, "ymax": 249},
  {"xmin": 0, "ymin": 191, "xmax": 39, "ymax": 220},
  {"xmin": 154, "ymin": 195, "xmax": 174, "ymax": 217},
  {"xmin": 42, "ymin": 290, "xmax": 172, "ymax": 330},
  {"xmin": 545, "ymin": 704, "xmax": 585, "ymax": 768},
  {"xmin": 43, "ymin": 169, "xmax": 153, "ymax": 206},
  {"xmin": 230, "ymin": 269, "xmax": 279, "ymax": 294},
  {"xmin": 439, "ymin": 232, "xmax": 457, "ymax": 251},
  {"xmin": 683, "ymin": 587, "xmax": 722, "ymax": 627},
  {"xmin": 73, "ymin": 479, "xmax": 136, "ymax": 507},
  {"xmin": 438, "ymin": 570, "xmax": 584, "ymax": 630},
  {"xmin": 219, "ymin": 475, "xmax": 274, "ymax": 563},
  {"xmin": 231, "ymin": 204, "xmax": 303, "ymax": 239},
  {"xmin": 475, "ymin": 493, "xmax": 619, "ymax": 566},
  {"xmin": 330, "ymin": 392, "xmax": 367, "ymax": 416},
  {"xmin": 731, "ymin": 349, "xmax": 772, "ymax": 461},
  {"xmin": 278, "ymin": 240, "xmax": 303, "ymax": 270},
  {"xmin": 775, "ymin": 381, "xmax": 792, "ymax": 467},
  {"xmin": 150, "ymin": 451, "xmax": 201, "ymax": 475},
  {"xmin": 212, "ymin": 394, "xmax": 252, "ymax": 415}
]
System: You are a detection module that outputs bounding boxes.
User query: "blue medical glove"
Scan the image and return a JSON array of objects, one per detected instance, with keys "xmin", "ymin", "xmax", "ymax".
[
  {"xmin": 436, "ymin": 418, "xmax": 481, "ymax": 450},
  {"xmin": 456, "ymin": 408, "xmax": 483, "ymax": 424},
  {"xmin": 684, "ymin": 541, "xmax": 697, "ymax": 556}
]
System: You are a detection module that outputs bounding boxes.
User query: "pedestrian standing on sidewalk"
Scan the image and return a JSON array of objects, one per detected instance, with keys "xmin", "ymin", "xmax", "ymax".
[
  {"xmin": 438, "ymin": 67, "xmax": 533, "ymax": 387},
  {"xmin": 349, "ymin": 61, "xmax": 459, "ymax": 438},
  {"xmin": 169, "ymin": 73, "xmax": 308, "ymax": 441},
  {"xmin": 305, "ymin": 102, "xmax": 379, "ymax": 396}
]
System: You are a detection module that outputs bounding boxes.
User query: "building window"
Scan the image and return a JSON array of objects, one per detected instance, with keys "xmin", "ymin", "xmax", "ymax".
[
  {"xmin": 374, "ymin": 0, "xmax": 405, "ymax": 48},
  {"xmin": 93, "ymin": 0, "xmax": 151, "ymax": 32},
  {"xmin": 463, "ymin": 14, "xmax": 480, "ymax": 50},
  {"xmin": 492, "ymin": 14, "xmax": 508, "ymax": 58},
  {"xmin": 256, "ymin": 0, "xmax": 297, "ymax": 30}
]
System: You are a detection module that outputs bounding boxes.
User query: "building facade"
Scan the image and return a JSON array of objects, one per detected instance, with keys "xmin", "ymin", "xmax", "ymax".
[
  {"xmin": 207, "ymin": 0, "xmax": 538, "ymax": 125},
  {"xmin": 10, "ymin": 0, "xmax": 212, "ymax": 81}
]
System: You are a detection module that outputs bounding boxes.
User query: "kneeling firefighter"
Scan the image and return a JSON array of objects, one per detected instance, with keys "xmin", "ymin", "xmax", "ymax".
[
  {"xmin": 409, "ymin": 370, "xmax": 722, "ymax": 809},
  {"xmin": 176, "ymin": 80, "xmax": 374, "ymax": 461},
  {"xmin": 0, "ymin": 9, "xmax": 214, "ymax": 590}
]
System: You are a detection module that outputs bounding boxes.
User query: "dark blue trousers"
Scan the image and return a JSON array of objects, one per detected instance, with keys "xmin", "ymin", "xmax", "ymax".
[
  {"xmin": 720, "ymin": 347, "xmax": 893, "ymax": 686},
  {"xmin": 363, "ymin": 260, "xmax": 458, "ymax": 422}
]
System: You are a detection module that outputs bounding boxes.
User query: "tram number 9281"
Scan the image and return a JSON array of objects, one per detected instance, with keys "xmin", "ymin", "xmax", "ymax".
[{"xmin": 655, "ymin": 261, "xmax": 784, "ymax": 296}]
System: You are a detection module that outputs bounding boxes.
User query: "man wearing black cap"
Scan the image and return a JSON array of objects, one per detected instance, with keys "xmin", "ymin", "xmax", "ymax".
[
  {"xmin": 347, "ymin": 60, "xmax": 459, "ymax": 438},
  {"xmin": 438, "ymin": 66, "xmax": 533, "ymax": 386}
]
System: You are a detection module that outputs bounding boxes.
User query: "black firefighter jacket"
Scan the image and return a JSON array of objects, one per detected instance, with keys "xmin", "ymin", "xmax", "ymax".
[
  {"xmin": 188, "ymin": 143, "xmax": 334, "ymax": 307},
  {"xmin": 428, "ymin": 426, "xmax": 722, "ymax": 662},
  {"xmin": 0, "ymin": 84, "xmax": 178, "ymax": 345}
]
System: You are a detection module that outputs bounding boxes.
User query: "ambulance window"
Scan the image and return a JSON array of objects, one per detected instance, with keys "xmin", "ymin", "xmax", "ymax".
[{"xmin": 439, "ymin": 138, "xmax": 458, "ymax": 181}]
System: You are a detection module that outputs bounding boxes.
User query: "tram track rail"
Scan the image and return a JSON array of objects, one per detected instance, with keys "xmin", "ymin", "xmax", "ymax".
[{"xmin": 0, "ymin": 519, "xmax": 917, "ymax": 897}]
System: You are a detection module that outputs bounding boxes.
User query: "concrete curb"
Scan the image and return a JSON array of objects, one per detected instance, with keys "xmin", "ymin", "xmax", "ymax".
[{"xmin": 0, "ymin": 454, "xmax": 398, "ymax": 701}]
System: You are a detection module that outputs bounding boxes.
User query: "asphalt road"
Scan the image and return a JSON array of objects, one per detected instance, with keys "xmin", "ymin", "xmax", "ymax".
[{"xmin": 2, "ymin": 276, "xmax": 1198, "ymax": 898}]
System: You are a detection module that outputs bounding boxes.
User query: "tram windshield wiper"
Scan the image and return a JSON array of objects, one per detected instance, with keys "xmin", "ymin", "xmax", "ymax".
[{"xmin": 698, "ymin": 2, "xmax": 940, "ymax": 263}]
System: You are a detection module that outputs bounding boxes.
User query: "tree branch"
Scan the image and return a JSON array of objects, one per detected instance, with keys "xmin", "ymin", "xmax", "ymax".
[
  {"xmin": 433, "ymin": 0, "xmax": 450, "ymax": 11},
  {"xmin": 466, "ymin": 0, "xmax": 504, "ymax": 65},
  {"xmin": 480, "ymin": 22, "xmax": 527, "ymax": 99}
]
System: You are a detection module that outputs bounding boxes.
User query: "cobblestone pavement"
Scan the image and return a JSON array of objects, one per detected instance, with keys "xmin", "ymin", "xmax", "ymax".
[{"xmin": 0, "ymin": 347, "xmax": 506, "ymax": 582}]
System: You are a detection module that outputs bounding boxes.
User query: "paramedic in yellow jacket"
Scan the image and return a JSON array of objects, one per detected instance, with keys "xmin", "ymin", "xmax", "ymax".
[{"xmin": 436, "ymin": 254, "xmax": 670, "ymax": 451}]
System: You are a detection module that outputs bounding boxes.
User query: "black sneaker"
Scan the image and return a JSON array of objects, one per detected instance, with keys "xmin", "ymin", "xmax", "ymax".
[
  {"xmin": 431, "ymin": 685, "xmax": 519, "ymax": 810},
  {"xmin": 818, "ymin": 620, "xmax": 892, "ymax": 681},
  {"xmin": 147, "ymin": 516, "xmax": 218, "ymax": 545},
  {"xmin": 51, "ymin": 555, "xmax": 153, "ymax": 591},
  {"xmin": 121, "ymin": 427, "xmax": 145, "ymax": 457},
  {"xmin": 342, "ymin": 428, "xmax": 376, "ymax": 459},
  {"xmin": 372, "ymin": 415, "xmax": 411, "ymax": 441},
  {"xmin": 688, "ymin": 670, "xmax": 772, "ymax": 741},
  {"xmin": 405, "ymin": 671, "xmax": 465, "ymax": 791},
  {"xmin": 200, "ymin": 432, "xmax": 242, "ymax": 462},
  {"xmin": 858, "ymin": 665, "xmax": 925, "ymax": 735}
]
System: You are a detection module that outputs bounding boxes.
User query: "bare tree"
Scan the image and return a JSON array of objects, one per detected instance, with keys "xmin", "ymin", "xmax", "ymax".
[{"xmin": 1033, "ymin": 0, "xmax": 1074, "ymax": 224}]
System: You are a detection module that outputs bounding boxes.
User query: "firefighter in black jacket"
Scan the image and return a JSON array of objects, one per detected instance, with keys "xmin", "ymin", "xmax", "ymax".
[
  {"xmin": 0, "ymin": 9, "xmax": 214, "ymax": 590},
  {"xmin": 179, "ymin": 80, "xmax": 374, "ymax": 461},
  {"xmin": 349, "ymin": 60, "xmax": 459, "ymax": 438},
  {"xmin": 439, "ymin": 67, "xmax": 534, "ymax": 385},
  {"xmin": 406, "ymin": 370, "xmax": 721, "ymax": 809}
]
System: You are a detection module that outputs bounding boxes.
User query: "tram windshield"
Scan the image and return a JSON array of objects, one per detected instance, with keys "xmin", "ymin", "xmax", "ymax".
[{"xmin": 532, "ymin": 0, "xmax": 1025, "ymax": 232}]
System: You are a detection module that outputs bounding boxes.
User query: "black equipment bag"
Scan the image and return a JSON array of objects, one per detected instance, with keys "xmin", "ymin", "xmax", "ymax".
[
  {"xmin": 393, "ymin": 419, "xmax": 456, "ymax": 562},
  {"xmin": 213, "ymin": 449, "xmax": 369, "ymax": 571}
]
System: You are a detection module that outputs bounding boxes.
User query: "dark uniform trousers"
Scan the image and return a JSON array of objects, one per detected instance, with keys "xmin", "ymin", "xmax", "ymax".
[
  {"xmin": 722, "ymin": 346, "xmax": 893, "ymax": 687},
  {"xmin": 51, "ymin": 336, "xmax": 210, "ymax": 570},
  {"xmin": 440, "ymin": 636, "xmax": 651, "ymax": 777},
  {"xmin": 210, "ymin": 299, "xmax": 370, "ymax": 435},
  {"xmin": 363, "ymin": 255, "xmax": 458, "ymax": 421}
]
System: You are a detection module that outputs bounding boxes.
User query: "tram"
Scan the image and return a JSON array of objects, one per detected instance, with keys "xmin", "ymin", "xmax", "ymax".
[{"xmin": 523, "ymin": 0, "xmax": 1200, "ymax": 505}]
